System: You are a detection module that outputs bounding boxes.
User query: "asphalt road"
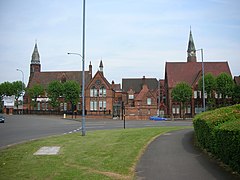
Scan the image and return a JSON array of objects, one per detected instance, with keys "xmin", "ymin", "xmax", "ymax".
[
  {"xmin": 136, "ymin": 129, "xmax": 240, "ymax": 180},
  {"xmin": 0, "ymin": 114, "xmax": 192, "ymax": 148}
]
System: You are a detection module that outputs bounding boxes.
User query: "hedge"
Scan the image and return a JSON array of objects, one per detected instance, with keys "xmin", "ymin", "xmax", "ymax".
[{"xmin": 193, "ymin": 104, "xmax": 240, "ymax": 173}]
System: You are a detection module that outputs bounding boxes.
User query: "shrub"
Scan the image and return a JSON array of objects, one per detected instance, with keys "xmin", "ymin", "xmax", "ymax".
[{"xmin": 193, "ymin": 104, "xmax": 240, "ymax": 173}]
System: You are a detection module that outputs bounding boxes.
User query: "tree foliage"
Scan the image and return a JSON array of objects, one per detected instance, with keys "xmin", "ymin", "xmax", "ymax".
[
  {"xmin": 171, "ymin": 82, "xmax": 192, "ymax": 119},
  {"xmin": 0, "ymin": 81, "xmax": 25, "ymax": 100},
  {"xmin": 172, "ymin": 82, "xmax": 192, "ymax": 103},
  {"xmin": 0, "ymin": 82, "xmax": 15, "ymax": 96},
  {"xmin": 63, "ymin": 80, "xmax": 80, "ymax": 105},
  {"xmin": 198, "ymin": 73, "xmax": 216, "ymax": 109},
  {"xmin": 12, "ymin": 81, "xmax": 26, "ymax": 100},
  {"xmin": 47, "ymin": 81, "xmax": 63, "ymax": 109},
  {"xmin": 27, "ymin": 84, "xmax": 45, "ymax": 108},
  {"xmin": 233, "ymin": 84, "xmax": 240, "ymax": 104},
  {"xmin": 216, "ymin": 73, "xmax": 234, "ymax": 98},
  {"xmin": 198, "ymin": 73, "xmax": 216, "ymax": 96}
]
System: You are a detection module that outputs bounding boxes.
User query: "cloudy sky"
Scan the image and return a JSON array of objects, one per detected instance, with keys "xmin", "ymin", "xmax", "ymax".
[{"xmin": 0, "ymin": 0, "xmax": 239, "ymax": 85}]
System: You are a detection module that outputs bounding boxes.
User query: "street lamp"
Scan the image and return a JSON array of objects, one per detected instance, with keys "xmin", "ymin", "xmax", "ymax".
[
  {"xmin": 16, "ymin": 68, "xmax": 24, "ymax": 114},
  {"xmin": 196, "ymin": 49, "xmax": 206, "ymax": 112},
  {"xmin": 67, "ymin": 53, "xmax": 86, "ymax": 136},
  {"xmin": 67, "ymin": 0, "xmax": 86, "ymax": 136}
]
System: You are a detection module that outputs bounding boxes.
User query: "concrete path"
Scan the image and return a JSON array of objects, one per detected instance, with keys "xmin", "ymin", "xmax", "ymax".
[{"xmin": 136, "ymin": 129, "xmax": 239, "ymax": 180}]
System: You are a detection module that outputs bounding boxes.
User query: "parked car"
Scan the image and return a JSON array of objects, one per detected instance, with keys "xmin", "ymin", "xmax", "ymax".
[{"xmin": 0, "ymin": 116, "xmax": 5, "ymax": 123}]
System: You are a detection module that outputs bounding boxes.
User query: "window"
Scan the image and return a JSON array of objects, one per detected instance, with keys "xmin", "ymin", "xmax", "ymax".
[
  {"xmin": 194, "ymin": 91, "xmax": 197, "ymax": 99},
  {"xmin": 128, "ymin": 94, "xmax": 134, "ymax": 99},
  {"xmin": 90, "ymin": 101, "xmax": 98, "ymax": 111},
  {"xmin": 99, "ymin": 86, "xmax": 106, "ymax": 97},
  {"xmin": 198, "ymin": 91, "xmax": 201, "ymax": 98},
  {"xmin": 64, "ymin": 103, "xmax": 67, "ymax": 111},
  {"xmin": 103, "ymin": 101, "xmax": 106, "ymax": 110},
  {"xmin": 90, "ymin": 101, "xmax": 94, "ymax": 111},
  {"xmin": 99, "ymin": 101, "xmax": 103, "ymax": 111},
  {"xmin": 94, "ymin": 101, "xmax": 98, "ymax": 111},
  {"xmin": 172, "ymin": 105, "xmax": 180, "ymax": 114},
  {"xmin": 37, "ymin": 102, "xmax": 40, "ymax": 110},
  {"xmin": 147, "ymin": 98, "xmax": 151, "ymax": 105},
  {"xmin": 90, "ymin": 86, "xmax": 98, "ymax": 97},
  {"xmin": 185, "ymin": 105, "xmax": 191, "ymax": 114}
]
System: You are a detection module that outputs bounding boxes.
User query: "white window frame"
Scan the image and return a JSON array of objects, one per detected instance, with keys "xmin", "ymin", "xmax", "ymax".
[
  {"xmin": 99, "ymin": 101, "xmax": 103, "ymax": 111},
  {"xmin": 103, "ymin": 101, "xmax": 106, "ymax": 110},
  {"xmin": 129, "ymin": 94, "xmax": 134, "ymax": 99},
  {"xmin": 147, "ymin": 98, "xmax": 151, "ymax": 105},
  {"xmin": 194, "ymin": 91, "xmax": 197, "ymax": 99}
]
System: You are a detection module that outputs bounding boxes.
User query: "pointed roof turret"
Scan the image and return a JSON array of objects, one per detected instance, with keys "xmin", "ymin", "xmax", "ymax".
[
  {"xmin": 99, "ymin": 60, "xmax": 103, "ymax": 72},
  {"xmin": 187, "ymin": 29, "xmax": 197, "ymax": 62},
  {"xmin": 31, "ymin": 42, "xmax": 40, "ymax": 64},
  {"xmin": 187, "ymin": 29, "xmax": 196, "ymax": 53}
]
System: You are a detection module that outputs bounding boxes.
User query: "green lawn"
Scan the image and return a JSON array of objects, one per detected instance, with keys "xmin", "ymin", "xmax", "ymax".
[{"xmin": 0, "ymin": 127, "xmax": 189, "ymax": 180}]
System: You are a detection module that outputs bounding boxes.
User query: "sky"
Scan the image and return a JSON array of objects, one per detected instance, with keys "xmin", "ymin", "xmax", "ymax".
[{"xmin": 0, "ymin": 0, "xmax": 240, "ymax": 86}]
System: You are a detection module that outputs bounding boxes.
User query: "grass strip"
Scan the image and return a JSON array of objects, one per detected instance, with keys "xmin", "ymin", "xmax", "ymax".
[{"xmin": 0, "ymin": 126, "xmax": 189, "ymax": 180}]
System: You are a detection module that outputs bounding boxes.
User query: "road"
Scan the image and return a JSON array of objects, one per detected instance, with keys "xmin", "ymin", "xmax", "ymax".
[{"xmin": 0, "ymin": 114, "xmax": 192, "ymax": 148}]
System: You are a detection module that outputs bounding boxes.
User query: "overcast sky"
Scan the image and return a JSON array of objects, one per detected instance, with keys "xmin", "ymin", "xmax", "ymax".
[{"xmin": 0, "ymin": 0, "xmax": 239, "ymax": 85}]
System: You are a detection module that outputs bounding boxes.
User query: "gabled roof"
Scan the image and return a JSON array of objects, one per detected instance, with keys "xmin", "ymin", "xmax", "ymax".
[
  {"xmin": 28, "ymin": 70, "xmax": 92, "ymax": 89},
  {"xmin": 165, "ymin": 61, "xmax": 231, "ymax": 88},
  {"xmin": 135, "ymin": 84, "xmax": 156, "ymax": 101},
  {"xmin": 122, "ymin": 77, "xmax": 158, "ymax": 92},
  {"xmin": 86, "ymin": 70, "xmax": 111, "ymax": 89}
]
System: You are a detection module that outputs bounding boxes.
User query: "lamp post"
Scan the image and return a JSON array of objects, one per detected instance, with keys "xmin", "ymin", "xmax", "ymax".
[
  {"xmin": 16, "ymin": 68, "xmax": 24, "ymax": 114},
  {"xmin": 67, "ymin": 53, "xmax": 86, "ymax": 136},
  {"xmin": 196, "ymin": 49, "xmax": 206, "ymax": 112},
  {"xmin": 67, "ymin": 0, "xmax": 86, "ymax": 136}
]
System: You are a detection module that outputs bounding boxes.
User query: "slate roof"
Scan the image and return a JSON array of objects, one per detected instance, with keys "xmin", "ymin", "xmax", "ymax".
[
  {"xmin": 165, "ymin": 61, "xmax": 231, "ymax": 88},
  {"xmin": 122, "ymin": 77, "xmax": 158, "ymax": 92},
  {"xmin": 28, "ymin": 71, "xmax": 92, "ymax": 89}
]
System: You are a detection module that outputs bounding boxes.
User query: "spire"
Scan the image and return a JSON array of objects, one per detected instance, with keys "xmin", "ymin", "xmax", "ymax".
[
  {"xmin": 99, "ymin": 59, "xmax": 103, "ymax": 72},
  {"xmin": 187, "ymin": 28, "xmax": 197, "ymax": 62},
  {"xmin": 31, "ymin": 42, "xmax": 40, "ymax": 64}
]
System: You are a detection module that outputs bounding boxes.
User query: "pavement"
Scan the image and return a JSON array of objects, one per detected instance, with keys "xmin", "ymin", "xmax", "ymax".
[{"xmin": 136, "ymin": 129, "xmax": 240, "ymax": 180}]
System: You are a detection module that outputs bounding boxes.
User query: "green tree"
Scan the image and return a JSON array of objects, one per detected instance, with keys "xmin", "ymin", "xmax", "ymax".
[
  {"xmin": 198, "ymin": 73, "xmax": 216, "ymax": 109},
  {"xmin": 63, "ymin": 80, "xmax": 80, "ymax": 117},
  {"xmin": 233, "ymin": 84, "xmax": 240, "ymax": 104},
  {"xmin": 216, "ymin": 73, "xmax": 234, "ymax": 106},
  {"xmin": 171, "ymin": 82, "xmax": 192, "ymax": 119},
  {"xmin": 0, "ymin": 82, "xmax": 14, "ymax": 96},
  {"xmin": 27, "ymin": 84, "xmax": 45, "ymax": 109},
  {"xmin": 47, "ymin": 81, "xmax": 63, "ymax": 110}
]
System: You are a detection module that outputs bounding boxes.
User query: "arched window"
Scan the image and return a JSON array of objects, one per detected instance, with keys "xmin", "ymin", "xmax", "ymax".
[
  {"xmin": 99, "ymin": 86, "xmax": 106, "ymax": 97},
  {"xmin": 90, "ymin": 86, "xmax": 98, "ymax": 97}
]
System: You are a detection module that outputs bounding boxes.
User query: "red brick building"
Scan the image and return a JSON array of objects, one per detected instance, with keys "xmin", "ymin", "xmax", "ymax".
[
  {"xmin": 122, "ymin": 77, "xmax": 165, "ymax": 120},
  {"xmin": 164, "ymin": 30, "xmax": 232, "ymax": 118},
  {"xmin": 85, "ymin": 60, "xmax": 121, "ymax": 118},
  {"xmin": 25, "ymin": 43, "xmax": 121, "ymax": 117}
]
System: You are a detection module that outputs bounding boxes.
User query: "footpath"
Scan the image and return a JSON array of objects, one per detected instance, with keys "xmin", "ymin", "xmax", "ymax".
[{"xmin": 136, "ymin": 129, "xmax": 239, "ymax": 180}]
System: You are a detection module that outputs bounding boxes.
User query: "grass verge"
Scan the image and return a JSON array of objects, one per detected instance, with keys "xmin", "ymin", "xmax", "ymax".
[{"xmin": 0, "ymin": 126, "xmax": 189, "ymax": 180}]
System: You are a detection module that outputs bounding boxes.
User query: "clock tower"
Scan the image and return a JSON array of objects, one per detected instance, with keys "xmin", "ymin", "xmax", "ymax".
[{"xmin": 187, "ymin": 29, "xmax": 197, "ymax": 62}]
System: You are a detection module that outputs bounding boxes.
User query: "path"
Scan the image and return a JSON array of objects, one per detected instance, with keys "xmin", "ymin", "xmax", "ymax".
[{"xmin": 136, "ymin": 129, "xmax": 239, "ymax": 180}]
